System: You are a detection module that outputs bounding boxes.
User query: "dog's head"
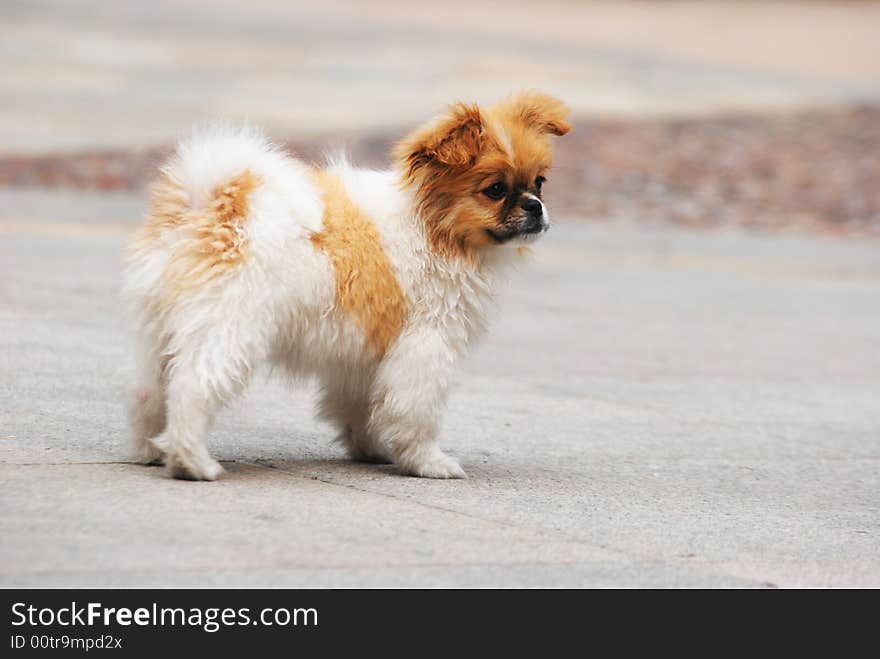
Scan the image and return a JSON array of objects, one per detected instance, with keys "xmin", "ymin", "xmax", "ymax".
[{"xmin": 394, "ymin": 90, "xmax": 570, "ymax": 259}]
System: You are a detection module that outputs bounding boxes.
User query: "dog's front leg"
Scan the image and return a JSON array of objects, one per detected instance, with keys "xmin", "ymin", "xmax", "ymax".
[{"xmin": 367, "ymin": 328, "xmax": 465, "ymax": 479}]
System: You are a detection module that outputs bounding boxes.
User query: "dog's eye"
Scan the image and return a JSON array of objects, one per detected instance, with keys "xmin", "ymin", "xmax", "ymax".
[
  {"xmin": 483, "ymin": 182, "xmax": 507, "ymax": 201},
  {"xmin": 535, "ymin": 176, "xmax": 546, "ymax": 191}
]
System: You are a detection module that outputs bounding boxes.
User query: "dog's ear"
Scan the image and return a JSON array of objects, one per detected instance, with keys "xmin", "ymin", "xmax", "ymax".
[
  {"xmin": 394, "ymin": 103, "xmax": 484, "ymax": 183},
  {"xmin": 502, "ymin": 90, "xmax": 571, "ymax": 137}
]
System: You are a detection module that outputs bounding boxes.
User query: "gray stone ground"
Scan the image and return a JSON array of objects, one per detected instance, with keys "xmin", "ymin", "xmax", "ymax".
[
  {"xmin": 1, "ymin": 1, "xmax": 879, "ymax": 587},
  {"xmin": 1, "ymin": 189, "xmax": 878, "ymax": 587}
]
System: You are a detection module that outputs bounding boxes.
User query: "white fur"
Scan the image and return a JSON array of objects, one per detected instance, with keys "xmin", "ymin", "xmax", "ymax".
[{"xmin": 124, "ymin": 125, "xmax": 524, "ymax": 480}]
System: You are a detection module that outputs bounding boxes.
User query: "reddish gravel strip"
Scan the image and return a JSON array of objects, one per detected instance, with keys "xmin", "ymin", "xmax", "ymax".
[
  {"xmin": 1, "ymin": 107, "xmax": 878, "ymax": 235},
  {"xmin": 550, "ymin": 106, "xmax": 880, "ymax": 236}
]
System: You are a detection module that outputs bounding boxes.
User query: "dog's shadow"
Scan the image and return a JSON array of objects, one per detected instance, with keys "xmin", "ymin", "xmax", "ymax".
[
  {"xmin": 135, "ymin": 455, "xmax": 504, "ymax": 483},
  {"xmin": 137, "ymin": 456, "xmax": 407, "ymax": 483},
  {"xmin": 234, "ymin": 457, "xmax": 400, "ymax": 481}
]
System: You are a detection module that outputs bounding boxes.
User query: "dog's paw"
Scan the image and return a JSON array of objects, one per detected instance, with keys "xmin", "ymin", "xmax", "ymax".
[
  {"xmin": 400, "ymin": 449, "xmax": 466, "ymax": 479},
  {"xmin": 165, "ymin": 453, "xmax": 224, "ymax": 481}
]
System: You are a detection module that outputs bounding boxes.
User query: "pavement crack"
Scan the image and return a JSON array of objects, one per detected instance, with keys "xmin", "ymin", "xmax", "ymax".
[{"xmin": 237, "ymin": 459, "xmax": 631, "ymax": 559}]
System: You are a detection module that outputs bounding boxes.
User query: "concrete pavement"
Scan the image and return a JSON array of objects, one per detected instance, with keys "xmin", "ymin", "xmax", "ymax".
[{"xmin": 1, "ymin": 189, "xmax": 878, "ymax": 587}]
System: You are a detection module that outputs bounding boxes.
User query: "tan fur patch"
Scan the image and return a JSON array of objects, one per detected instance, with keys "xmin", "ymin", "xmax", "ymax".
[
  {"xmin": 130, "ymin": 169, "xmax": 191, "ymax": 248},
  {"xmin": 133, "ymin": 169, "xmax": 260, "ymax": 297},
  {"xmin": 310, "ymin": 171, "xmax": 407, "ymax": 358}
]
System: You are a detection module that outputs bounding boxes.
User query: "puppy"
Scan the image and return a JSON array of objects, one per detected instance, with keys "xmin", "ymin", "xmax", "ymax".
[{"xmin": 123, "ymin": 91, "xmax": 570, "ymax": 480}]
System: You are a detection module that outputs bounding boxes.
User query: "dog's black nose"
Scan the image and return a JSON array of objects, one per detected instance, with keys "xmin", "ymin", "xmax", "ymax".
[{"xmin": 520, "ymin": 197, "xmax": 543, "ymax": 215}]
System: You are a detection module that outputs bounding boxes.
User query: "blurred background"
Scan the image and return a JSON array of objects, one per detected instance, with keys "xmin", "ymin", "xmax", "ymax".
[
  {"xmin": 2, "ymin": 0, "xmax": 879, "ymax": 233},
  {"xmin": 2, "ymin": 1, "xmax": 880, "ymax": 587}
]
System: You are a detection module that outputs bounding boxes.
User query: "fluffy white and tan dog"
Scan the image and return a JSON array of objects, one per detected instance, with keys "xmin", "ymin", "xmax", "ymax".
[{"xmin": 123, "ymin": 91, "xmax": 570, "ymax": 480}]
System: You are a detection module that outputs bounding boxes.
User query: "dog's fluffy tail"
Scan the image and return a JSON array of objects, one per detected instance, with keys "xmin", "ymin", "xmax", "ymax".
[
  {"xmin": 124, "ymin": 123, "xmax": 323, "ymax": 296},
  {"xmin": 167, "ymin": 123, "xmax": 281, "ymax": 213}
]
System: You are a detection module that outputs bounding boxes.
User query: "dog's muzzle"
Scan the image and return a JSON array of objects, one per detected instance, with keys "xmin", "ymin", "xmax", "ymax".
[{"xmin": 518, "ymin": 194, "xmax": 550, "ymax": 237}]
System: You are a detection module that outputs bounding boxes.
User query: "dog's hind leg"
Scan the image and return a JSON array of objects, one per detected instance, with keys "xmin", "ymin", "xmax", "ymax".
[
  {"xmin": 127, "ymin": 329, "xmax": 169, "ymax": 465},
  {"xmin": 150, "ymin": 340, "xmax": 253, "ymax": 481},
  {"xmin": 151, "ymin": 360, "xmax": 229, "ymax": 481}
]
